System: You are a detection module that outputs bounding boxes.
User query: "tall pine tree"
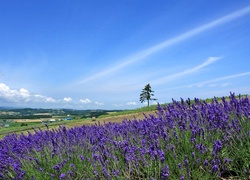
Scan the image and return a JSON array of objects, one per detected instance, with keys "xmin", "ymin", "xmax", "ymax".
[{"xmin": 140, "ymin": 83, "xmax": 157, "ymax": 106}]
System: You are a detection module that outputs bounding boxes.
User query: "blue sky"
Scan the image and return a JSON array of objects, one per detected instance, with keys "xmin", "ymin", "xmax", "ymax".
[{"xmin": 0, "ymin": 1, "xmax": 250, "ymax": 109}]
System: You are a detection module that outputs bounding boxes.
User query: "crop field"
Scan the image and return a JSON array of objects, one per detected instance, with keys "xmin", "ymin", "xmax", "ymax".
[
  {"xmin": 0, "ymin": 93, "xmax": 249, "ymax": 179},
  {"xmin": 0, "ymin": 111, "xmax": 155, "ymax": 140}
]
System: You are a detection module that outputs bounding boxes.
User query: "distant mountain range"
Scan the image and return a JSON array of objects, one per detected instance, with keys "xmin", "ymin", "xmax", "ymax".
[
  {"xmin": 0, "ymin": 106, "xmax": 124, "ymax": 119},
  {"xmin": 0, "ymin": 106, "xmax": 18, "ymax": 110}
]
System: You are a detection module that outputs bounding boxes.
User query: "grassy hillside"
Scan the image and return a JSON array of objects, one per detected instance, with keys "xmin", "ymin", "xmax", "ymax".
[
  {"xmin": 1, "ymin": 93, "xmax": 249, "ymax": 179},
  {"xmin": 0, "ymin": 94, "xmax": 248, "ymax": 139}
]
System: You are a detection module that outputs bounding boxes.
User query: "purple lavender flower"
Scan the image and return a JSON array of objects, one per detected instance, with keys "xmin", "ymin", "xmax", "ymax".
[
  {"xmin": 70, "ymin": 163, "xmax": 75, "ymax": 169},
  {"xmin": 211, "ymin": 165, "xmax": 219, "ymax": 173},
  {"xmin": 93, "ymin": 170, "xmax": 98, "ymax": 176},
  {"xmin": 180, "ymin": 175, "xmax": 185, "ymax": 180},
  {"xmin": 12, "ymin": 163, "xmax": 21, "ymax": 173},
  {"xmin": 102, "ymin": 167, "xmax": 110, "ymax": 179},
  {"xmin": 183, "ymin": 155, "xmax": 189, "ymax": 166},
  {"xmin": 204, "ymin": 159, "xmax": 209, "ymax": 166},
  {"xmin": 173, "ymin": 131, "xmax": 178, "ymax": 139},
  {"xmin": 18, "ymin": 171, "xmax": 26, "ymax": 179},
  {"xmin": 212, "ymin": 140, "xmax": 223, "ymax": 157},
  {"xmin": 191, "ymin": 152, "xmax": 195, "ymax": 159},
  {"xmin": 158, "ymin": 150, "xmax": 165, "ymax": 162},
  {"xmin": 170, "ymin": 144, "xmax": 175, "ymax": 151},
  {"xmin": 38, "ymin": 167, "xmax": 44, "ymax": 172},
  {"xmin": 79, "ymin": 155, "xmax": 84, "ymax": 161},
  {"xmin": 196, "ymin": 143, "xmax": 207, "ymax": 154},
  {"xmin": 92, "ymin": 153, "xmax": 99, "ymax": 161},
  {"xmin": 161, "ymin": 165, "xmax": 170, "ymax": 180},
  {"xmin": 34, "ymin": 158, "xmax": 40, "ymax": 165},
  {"xmin": 113, "ymin": 170, "xmax": 120, "ymax": 176},
  {"xmin": 67, "ymin": 170, "xmax": 73, "ymax": 177},
  {"xmin": 178, "ymin": 163, "xmax": 182, "ymax": 170},
  {"xmin": 59, "ymin": 173, "xmax": 66, "ymax": 179},
  {"xmin": 224, "ymin": 158, "xmax": 232, "ymax": 164},
  {"xmin": 53, "ymin": 164, "xmax": 60, "ymax": 172}
]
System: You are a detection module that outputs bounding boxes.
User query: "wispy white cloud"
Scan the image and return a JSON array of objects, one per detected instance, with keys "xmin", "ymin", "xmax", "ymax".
[
  {"xmin": 152, "ymin": 56, "xmax": 222, "ymax": 85},
  {"xmin": 193, "ymin": 72, "xmax": 250, "ymax": 87},
  {"xmin": 112, "ymin": 103, "xmax": 123, "ymax": 107},
  {"xmin": 127, "ymin": 101, "xmax": 137, "ymax": 105},
  {"xmin": 95, "ymin": 101, "xmax": 104, "ymax": 106},
  {"xmin": 75, "ymin": 6, "xmax": 250, "ymax": 85},
  {"xmin": 63, "ymin": 97, "xmax": 72, "ymax": 102},
  {"xmin": 79, "ymin": 98, "xmax": 91, "ymax": 104},
  {"xmin": 160, "ymin": 72, "xmax": 250, "ymax": 91},
  {"xmin": 88, "ymin": 56, "xmax": 222, "ymax": 94},
  {"xmin": 221, "ymin": 83, "xmax": 230, "ymax": 87},
  {"xmin": 208, "ymin": 83, "xmax": 230, "ymax": 88},
  {"xmin": 34, "ymin": 95, "xmax": 57, "ymax": 103},
  {"xmin": 208, "ymin": 84, "xmax": 217, "ymax": 87},
  {"xmin": 19, "ymin": 88, "xmax": 30, "ymax": 98}
]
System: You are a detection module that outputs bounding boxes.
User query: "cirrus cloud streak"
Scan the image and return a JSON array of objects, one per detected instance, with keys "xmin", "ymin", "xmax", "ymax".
[{"xmin": 75, "ymin": 6, "xmax": 250, "ymax": 85}]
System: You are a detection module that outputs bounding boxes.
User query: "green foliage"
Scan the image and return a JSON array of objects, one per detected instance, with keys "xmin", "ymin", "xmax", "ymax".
[
  {"xmin": 0, "ymin": 115, "xmax": 52, "ymax": 119},
  {"xmin": 140, "ymin": 83, "xmax": 157, "ymax": 106},
  {"xmin": 20, "ymin": 123, "xmax": 28, "ymax": 126}
]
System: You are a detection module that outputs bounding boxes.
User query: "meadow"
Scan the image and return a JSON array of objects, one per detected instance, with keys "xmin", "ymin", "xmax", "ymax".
[{"xmin": 0, "ymin": 93, "xmax": 249, "ymax": 179}]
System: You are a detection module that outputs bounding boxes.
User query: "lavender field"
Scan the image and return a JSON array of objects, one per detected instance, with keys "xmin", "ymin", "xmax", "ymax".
[{"xmin": 0, "ymin": 93, "xmax": 249, "ymax": 179}]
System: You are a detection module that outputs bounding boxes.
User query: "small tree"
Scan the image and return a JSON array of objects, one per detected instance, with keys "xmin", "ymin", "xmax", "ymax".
[{"xmin": 140, "ymin": 83, "xmax": 157, "ymax": 107}]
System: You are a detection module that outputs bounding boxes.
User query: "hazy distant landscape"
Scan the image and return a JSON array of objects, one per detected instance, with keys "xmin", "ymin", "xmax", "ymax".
[{"xmin": 0, "ymin": 107, "xmax": 123, "ymax": 138}]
